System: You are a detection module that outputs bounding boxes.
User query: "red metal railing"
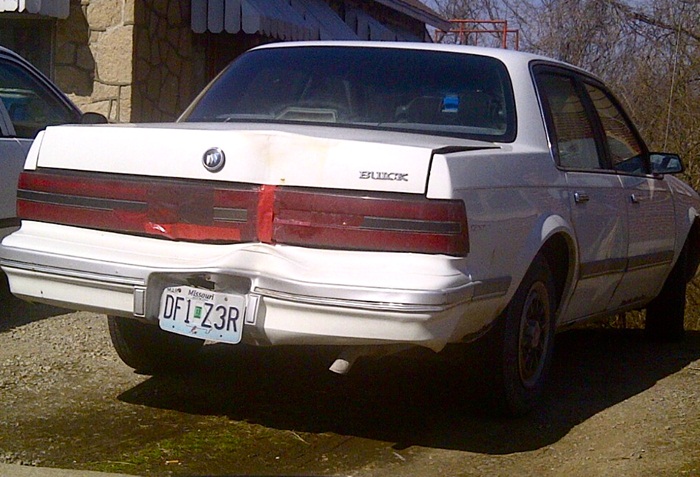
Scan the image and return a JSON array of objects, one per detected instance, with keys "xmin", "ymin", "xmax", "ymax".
[{"xmin": 434, "ymin": 19, "xmax": 520, "ymax": 50}]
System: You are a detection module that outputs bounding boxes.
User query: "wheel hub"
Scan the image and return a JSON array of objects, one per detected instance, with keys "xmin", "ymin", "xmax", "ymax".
[
  {"xmin": 518, "ymin": 281, "xmax": 551, "ymax": 387},
  {"xmin": 524, "ymin": 320, "xmax": 542, "ymax": 349}
]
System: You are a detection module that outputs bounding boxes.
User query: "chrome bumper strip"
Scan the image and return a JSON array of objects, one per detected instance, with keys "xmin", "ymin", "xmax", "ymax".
[
  {"xmin": 0, "ymin": 255, "xmax": 480, "ymax": 314},
  {"xmin": 0, "ymin": 258, "xmax": 146, "ymax": 286},
  {"xmin": 255, "ymin": 287, "xmax": 469, "ymax": 313}
]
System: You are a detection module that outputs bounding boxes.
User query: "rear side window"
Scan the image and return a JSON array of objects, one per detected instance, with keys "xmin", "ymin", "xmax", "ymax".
[
  {"xmin": 536, "ymin": 73, "xmax": 602, "ymax": 170},
  {"xmin": 535, "ymin": 66, "xmax": 649, "ymax": 175},
  {"xmin": 181, "ymin": 46, "xmax": 517, "ymax": 142}
]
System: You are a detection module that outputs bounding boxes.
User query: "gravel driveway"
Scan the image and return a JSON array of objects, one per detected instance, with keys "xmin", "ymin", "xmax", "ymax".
[{"xmin": 1, "ymin": 292, "xmax": 699, "ymax": 476}]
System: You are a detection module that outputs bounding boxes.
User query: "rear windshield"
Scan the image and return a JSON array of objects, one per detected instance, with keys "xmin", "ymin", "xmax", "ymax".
[{"xmin": 181, "ymin": 46, "xmax": 516, "ymax": 142}]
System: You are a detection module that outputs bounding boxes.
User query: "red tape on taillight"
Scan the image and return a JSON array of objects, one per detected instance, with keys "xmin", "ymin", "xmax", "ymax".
[{"xmin": 257, "ymin": 185, "xmax": 276, "ymax": 243}]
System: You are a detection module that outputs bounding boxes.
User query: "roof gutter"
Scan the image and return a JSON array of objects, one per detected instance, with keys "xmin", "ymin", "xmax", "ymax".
[{"xmin": 371, "ymin": 0, "xmax": 451, "ymax": 30}]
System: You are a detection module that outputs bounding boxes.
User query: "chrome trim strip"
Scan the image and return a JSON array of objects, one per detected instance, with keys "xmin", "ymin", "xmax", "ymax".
[
  {"xmin": 627, "ymin": 250, "xmax": 674, "ymax": 272},
  {"xmin": 133, "ymin": 287, "xmax": 146, "ymax": 316},
  {"xmin": 362, "ymin": 216, "xmax": 461, "ymax": 233},
  {"xmin": 472, "ymin": 276, "xmax": 511, "ymax": 300},
  {"xmin": 255, "ymin": 287, "xmax": 468, "ymax": 313},
  {"xmin": 18, "ymin": 189, "xmax": 146, "ymax": 211},
  {"xmin": 251, "ymin": 275, "xmax": 474, "ymax": 307},
  {"xmin": 244, "ymin": 294, "xmax": 260, "ymax": 324},
  {"xmin": 0, "ymin": 258, "xmax": 145, "ymax": 286},
  {"xmin": 5, "ymin": 267, "xmax": 136, "ymax": 299},
  {"xmin": 579, "ymin": 258, "xmax": 627, "ymax": 279},
  {"xmin": 213, "ymin": 207, "xmax": 248, "ymax": 222},
  {"xmin": 579, "ymin": 250, "xmax": 674, "ymax": 279}
]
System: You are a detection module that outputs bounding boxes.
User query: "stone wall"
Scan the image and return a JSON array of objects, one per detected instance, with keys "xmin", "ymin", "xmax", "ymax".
[
  {"xmin": 55, "ymin": 0, "xmax": 135, "ymax": 122},
  {"xmin": 131, "ymin": 0, "xmax": 207, "ymax": 122},
  {"xmin": 53, "ymin": 0, "xmax": 205, "ymax": 123}
]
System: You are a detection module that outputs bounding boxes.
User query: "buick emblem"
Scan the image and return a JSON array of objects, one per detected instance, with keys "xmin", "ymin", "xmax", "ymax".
[{"xmin": 203, "ymin": 147, "xmax": 225, "ymax": 172}]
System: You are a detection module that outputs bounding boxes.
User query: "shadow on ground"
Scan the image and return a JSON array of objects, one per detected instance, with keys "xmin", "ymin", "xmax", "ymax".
[
  {"xmin": 117, "ymin": 328, "xmax": 700, "ymax": 455},
  {"xmin": 0, "ymin": 276, "xmax": 69, "ymax": 332}
]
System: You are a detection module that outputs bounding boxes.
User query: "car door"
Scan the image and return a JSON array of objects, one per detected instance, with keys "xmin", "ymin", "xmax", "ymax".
[
  {"xmin": 0, "ymin": 85, "xmax": 29, "ymax": 235},
  {"xmin": 534, "ymin": 68, "xmax": 628, "ymax": 322},
  {"xmin": 0, "ymin": 53, "xmax": 82, "ymax": 236},
  {"xmin": 582, "ymin": 82, "xmax": 676, "ymax": 309}
]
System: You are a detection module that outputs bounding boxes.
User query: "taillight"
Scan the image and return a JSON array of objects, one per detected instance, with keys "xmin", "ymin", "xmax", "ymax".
[
  {"xmin": 273, "ymin": 189, "xmax": 469, "ymax": 255},
  {"xmin": 17, "ymin": 169, "xmax": 469, "ymax": 255},
  {"xmin": 17, "ymin": 170, "xmax": 260, "ymax": 242}
]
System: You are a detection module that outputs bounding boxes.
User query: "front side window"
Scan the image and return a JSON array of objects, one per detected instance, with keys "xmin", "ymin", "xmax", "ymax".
[
  {"xmin": 0, "ymin": 59, "xmax": 78, "ymax": 139},
  {"xmin": 584, "ymin": 83, "xmax": 645, "ymax": 174},
  {"xmin": 181, "ymin": 46, "xmax": 517, "ymax": 142},
  {"xmin": 536, "ymin": 73, "xmax": 602, "ymax": 170}
]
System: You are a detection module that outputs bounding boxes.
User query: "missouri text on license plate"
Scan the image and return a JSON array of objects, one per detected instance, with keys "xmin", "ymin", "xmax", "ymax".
[{"xmin": 158, "ymin": 286, "xmax": 245, "ymax": 344}]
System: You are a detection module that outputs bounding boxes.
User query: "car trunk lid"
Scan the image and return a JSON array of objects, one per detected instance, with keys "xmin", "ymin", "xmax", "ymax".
[
  {"xmin": 21, "ymin": 123, "xmax": 497, "ymax": 255},
  {"xmin": 31, "ymin": 123, "xmax": 446, "ymax": 194}
]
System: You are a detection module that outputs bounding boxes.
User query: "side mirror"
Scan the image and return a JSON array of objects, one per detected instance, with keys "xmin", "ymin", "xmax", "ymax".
[
  {"xmin": 650, "ymin": 152, "xmax": 684, "ymax": 175},
  {"xmin": 81, "ymin": 112, "xmax": 108, "ymax": 124}
]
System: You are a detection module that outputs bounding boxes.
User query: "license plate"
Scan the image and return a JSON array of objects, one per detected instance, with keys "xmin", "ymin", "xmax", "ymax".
[{"xmin": 158, "ymin": 286, "xmax": 245, "ymax": 344}]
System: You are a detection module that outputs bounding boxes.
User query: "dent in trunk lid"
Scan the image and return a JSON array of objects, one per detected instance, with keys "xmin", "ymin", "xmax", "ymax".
[{"xmin": 33, "ymin": 124, "xmax": 435, "ymax": 194}]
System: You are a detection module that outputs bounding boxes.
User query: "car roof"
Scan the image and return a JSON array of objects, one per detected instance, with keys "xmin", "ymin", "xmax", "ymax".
[{"xmin": 250, "ymin": 41, "xmax": 592, "ymax": 78}]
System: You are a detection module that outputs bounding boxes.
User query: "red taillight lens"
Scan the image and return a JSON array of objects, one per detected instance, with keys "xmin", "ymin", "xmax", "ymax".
[
  {"xmin": 17, "ymin": 170, "xmax": 260, "ymax": 242},
  {"xmin": 17, "ymin": 170, "xmax": 469, "ymax": 255},
  {"xmin": 273, "ymin": 189, "xmax": 468, "ymax": 255}
]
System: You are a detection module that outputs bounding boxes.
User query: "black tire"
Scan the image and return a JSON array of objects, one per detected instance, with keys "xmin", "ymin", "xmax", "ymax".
[
  {"xmin": 0, "ymin": 271, "xmax": 12, "ymax": 300},
  {"xmin": 108, "ymin": 315, "xmax": 204, "ymax": 374},
  {"xmin": 0, "ymin": 271, "xmax": 22, "ymax": 309},
  {"xmin": 487, "ymin": 254, "xmax": 558, "ymax": 417},
  {"xmin": 645, "ymin": 247, "xmax": 687, "ymax": 342}
]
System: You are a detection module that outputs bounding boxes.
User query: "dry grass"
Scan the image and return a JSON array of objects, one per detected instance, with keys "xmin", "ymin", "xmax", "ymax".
[
  {"xmin": 685, "ymin": 279, "xmax": 700, "ymax": 330},
  {"xmin": 594, "ymin": 278, "xmax": 700, "ymax": 331}
]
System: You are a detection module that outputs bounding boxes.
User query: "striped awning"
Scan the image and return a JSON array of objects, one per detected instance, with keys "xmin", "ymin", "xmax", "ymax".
[
  {"xmin": 191, "ymin": 0, "xmax": 358, "ymax": 40},
  {"xmin": 192, "ymin": 0, "xmax": 310, "ymax": 39},
  {"xmin": 0, "ymin": 0, "xmax": 70, "ymax": 18}
]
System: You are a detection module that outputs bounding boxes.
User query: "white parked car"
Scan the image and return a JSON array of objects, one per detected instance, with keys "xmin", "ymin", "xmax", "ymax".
[{"xmin": 1, "ymin": 42, "xmax": 698, "ymax": 415}]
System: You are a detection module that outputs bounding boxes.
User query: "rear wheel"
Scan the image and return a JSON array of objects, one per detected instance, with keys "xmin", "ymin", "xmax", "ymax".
[
  {"xmin": 108, "ymin": 315, "xmax": 204, "ymax": 374},
  {"xmin": 645, "ymin": 247, "xmax": 687, "ymax": 342},
  {"xmin": 487, "ymin": 254, "xmax": 558, "ymax": 417}
]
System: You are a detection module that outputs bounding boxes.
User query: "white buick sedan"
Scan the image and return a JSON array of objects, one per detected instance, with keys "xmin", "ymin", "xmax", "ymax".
[{"xmin": 2, "ymin": 42, "xmax": 698, "ymax": 416}]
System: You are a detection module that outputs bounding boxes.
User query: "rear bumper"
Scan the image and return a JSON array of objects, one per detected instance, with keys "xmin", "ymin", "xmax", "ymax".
[{"xmin": 0, "ymin": 222, "xmax": 505, "ymax": 350}]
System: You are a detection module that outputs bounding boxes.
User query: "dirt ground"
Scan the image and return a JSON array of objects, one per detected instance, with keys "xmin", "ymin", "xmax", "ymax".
[{"xmin": 1, "ymin": 294, "xmax": 699, "ymax": 477}]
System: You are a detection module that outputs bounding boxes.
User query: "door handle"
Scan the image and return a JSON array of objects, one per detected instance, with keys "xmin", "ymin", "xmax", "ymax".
[{"xmin": 574, "ymin": 191, "xmax": 590, "ymax": 204}]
